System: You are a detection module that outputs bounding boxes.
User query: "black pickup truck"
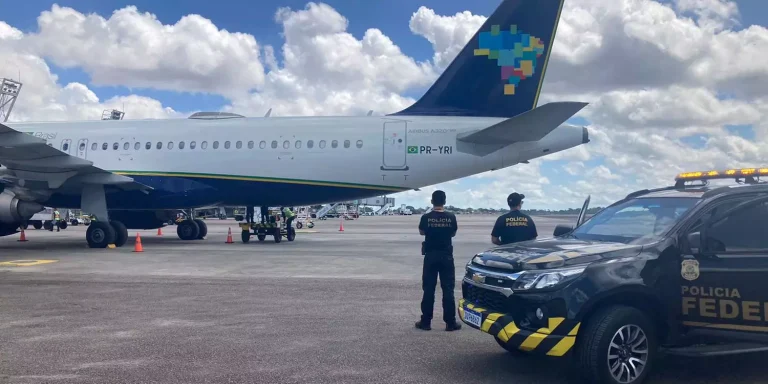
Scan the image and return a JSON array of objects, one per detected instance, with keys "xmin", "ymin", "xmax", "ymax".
[{"xmin": 459, "ymin": 168, "xmax": 768, "ymax": 384}]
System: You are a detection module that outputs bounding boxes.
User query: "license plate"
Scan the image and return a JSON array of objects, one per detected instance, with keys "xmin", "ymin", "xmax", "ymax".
[{"xmin": 463, "ymin": 308, "xmax": 482, "ymax": 328}]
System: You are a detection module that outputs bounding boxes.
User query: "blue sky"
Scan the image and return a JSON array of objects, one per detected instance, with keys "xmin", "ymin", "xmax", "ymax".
[{"xmin": 4, "ymin": 0, "xmax": 767, "ymax": 210}]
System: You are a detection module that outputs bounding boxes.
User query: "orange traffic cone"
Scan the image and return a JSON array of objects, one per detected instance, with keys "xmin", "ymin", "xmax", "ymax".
[
  {"xmin": 157, "ymin": 227, "xmax": 163, "ymax": 236},
  {"xmin": 133, "ymin": 233, "xmax": 143, "ymax": 253},
  {"xmin": 18, "ymin": 227, "xmax": 28, "ymax": 242},
  {"xmin": 226, "ymin": 227, "xmax": 234, "ymax": 243},
  {"xmin": 339, "ymin": 218, "xmax": 344, "ymax": 232}
]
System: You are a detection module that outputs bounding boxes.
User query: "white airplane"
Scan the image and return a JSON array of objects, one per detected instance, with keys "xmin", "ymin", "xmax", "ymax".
[{"xmin": 0, "ymin": 0, "xmax": 588, "ymax": 248}]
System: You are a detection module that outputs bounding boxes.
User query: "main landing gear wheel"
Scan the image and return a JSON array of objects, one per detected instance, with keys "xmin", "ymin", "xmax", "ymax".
[
  {"xmin": 193, "ymin": 219, "xmax": 207, "ymax": 239},
  {"xmin": 110, "ymin": 221, "xmax": 129, "ymax": 247},
  {"xmin": 87, "ymin": 221, "xmax": 116, "ymax": 248},
  {"xmin": 177, "ymin": 219, "xmax": 200, "ymax": 240},
  {"xmin": 241, "ymin": 230, "xmax": 250, "ymax": 243}
]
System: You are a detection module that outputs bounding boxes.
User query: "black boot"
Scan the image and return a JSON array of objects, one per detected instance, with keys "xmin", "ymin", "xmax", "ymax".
[
  {"xmin": 414, "ymin": 320, "xmax": 431, "ymax": 331},
  {"xmin": 445, "ymin": 322, "xmax": 462, "ymax": 332}
]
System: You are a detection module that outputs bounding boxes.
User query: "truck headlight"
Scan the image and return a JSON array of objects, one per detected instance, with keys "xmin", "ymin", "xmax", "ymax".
[{"xmin": 512, "ymin": 266, "xmax": 587, "ymax": 291}]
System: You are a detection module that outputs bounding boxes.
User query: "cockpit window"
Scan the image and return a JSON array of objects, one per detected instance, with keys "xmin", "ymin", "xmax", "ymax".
[{"xmin": 570, "ymin": 197, "xmax": 700, "ymax": 244}]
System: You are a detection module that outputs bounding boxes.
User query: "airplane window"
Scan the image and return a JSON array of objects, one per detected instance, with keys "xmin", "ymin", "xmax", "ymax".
[
  {"xmin": 103, "ymin": 143, "xmax": 108, "ymax": 150},
  {"xmin": 213, "ymin": 141, "xmax": 219, "ymax": 149},
  {"xmin": 259, "ymin": 141, "xmax": 266, "ymax": 149},
  {"xmin": 91, "ymin": 143, "xmax": 97, "ymax": 151},
  {"xmin": 295, "ymin": 140, "xmax": 302, "ymax": 149},
  {"xmin": 113, "ymin": 143, "xmax": 119, "ymax": 150},
  {"xmin": 190, "ymin": 141, "xmax": 196, "ymax": 150},
  {"xmin": 319, "ymin": 140, "xmax": 326, "ymax": 149},
  {"xmin": 78, "ymin": 142, "xmax": 85, "ymax": 151},
  {"xmin": 179, "ymin": 141, "xmax": 185, "ymax": 149},
  {"xmin": 248, "ymin": 141, "xmax": 254, "ymax": 149},
  {"xmin": 146, "ymin": 142, "xmax": 151, "ymax": 150},
  {"xmin": 123, "ymin": 142, "xmax": 130, "ymax": 150},
  {"xmin": 271, "ymin": 140, "xmax": 277, "ymax": 149},
  {"xmin": 224, "ymin": 141, "xmax": 231, "ymax": 149},
  {"xmin": 168, "ymin": 142, "xmax": 174, "ymax": 150},
  {"xmin": 236, "ymin": 141, "xmax": 242, "ymax": 149},
  {"xmin": 134, "ymin": 142, "xmax": 141, "ymax": 150},
  {"xmin": 332, "ymin": 140, "xmax": 338, "ymax": 148},
  {"xmin": 283, "ymin": 140, "xmax": 289, "ymax": 149},
  {"xmin": 202, "ymin": 141, "xmax": 208, "ymax": 150},
  {"xmin": 62, "ymin": 142, "xmax": 69, "ymax": 151},
  {"xmin": 356, "ymin": 140, "xmax": 363, "ymax": 148},
  {"xmin": 157, "ymin": 142, "xmax": 163, "ymax": 150},
  {"xmin": 344, "ymin": 140, "xmax": 350, "ymax": 148},
  {"xmin": 308, "ymin": 140, "xmax": 314, "ymax": 149}
]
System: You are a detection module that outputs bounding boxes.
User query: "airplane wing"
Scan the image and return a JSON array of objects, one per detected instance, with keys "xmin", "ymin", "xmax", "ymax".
[
  {"xmin": 455, "ymin": 102, "xmax": 588, "ymax": 156},
  {"xmin": 0, "ymin": 122, "xmax": 152, "ymax": 196}
]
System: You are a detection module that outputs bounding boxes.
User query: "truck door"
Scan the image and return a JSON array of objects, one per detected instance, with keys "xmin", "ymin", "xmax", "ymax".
[{"xmin": 679, "ymin": 195, "xmax": 768, "ymax": 333}]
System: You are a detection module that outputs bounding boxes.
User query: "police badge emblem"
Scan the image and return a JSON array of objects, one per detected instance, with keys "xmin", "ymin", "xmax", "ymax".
[{"xmin": 681, "ymin": 259, "xmax": 700, "ymax": 281}]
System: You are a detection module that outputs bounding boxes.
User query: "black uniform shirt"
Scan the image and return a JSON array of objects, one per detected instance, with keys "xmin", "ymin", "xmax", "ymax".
[
  {"xmin": 419, "ymin": 210, "xmax": 458, "ymax": 254},
  {"xmin": 491, "ymin": 210, "xmax": 537, "ymax": 245}
]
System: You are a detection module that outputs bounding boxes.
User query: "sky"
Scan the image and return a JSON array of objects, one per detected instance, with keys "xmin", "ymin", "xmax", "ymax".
[{"xmin": 1, "ymin": 0, "xmax": 767, "ymax": 210}]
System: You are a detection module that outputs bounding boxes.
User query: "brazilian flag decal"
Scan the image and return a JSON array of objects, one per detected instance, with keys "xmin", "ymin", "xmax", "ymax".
[{"xmin": 407, "ymin": 146, "xmax": 419, "ymax": 154}]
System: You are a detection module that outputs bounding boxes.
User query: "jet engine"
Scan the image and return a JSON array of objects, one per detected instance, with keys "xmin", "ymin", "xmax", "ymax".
[{"xmin": 0, "ymin": 190, "xmax": 43, "ymax": 225}]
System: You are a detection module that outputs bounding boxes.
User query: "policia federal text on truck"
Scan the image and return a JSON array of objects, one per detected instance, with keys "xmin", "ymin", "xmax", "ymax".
[{"xmin": 459, "ymin": 168, "xmax": 768, "ymax": 384}]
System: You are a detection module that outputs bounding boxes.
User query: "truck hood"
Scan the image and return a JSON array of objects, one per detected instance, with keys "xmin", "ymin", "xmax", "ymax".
[{"xmin": 471, "ymin": 237, "xmax": 642, "ymax": 271}]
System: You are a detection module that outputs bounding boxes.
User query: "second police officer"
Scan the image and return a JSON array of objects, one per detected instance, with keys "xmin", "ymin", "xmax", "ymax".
[{"xmin": 491, "ymin": 192, "xmax": 537, "ymax": 245}]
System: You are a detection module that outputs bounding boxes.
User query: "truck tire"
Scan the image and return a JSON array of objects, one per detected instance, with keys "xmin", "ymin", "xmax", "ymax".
[
  {"xmin": 296, "ymin": 222, "xmax": 303, "ymax": 229},
  {"xmin": 241, "ymin": 231, "xmax": 250, "ymax": 243},
  {"xmin": 576, "ymin": 306, "xmax": 656, "ymax": 384},
  {"xmin": 33, "ymin": 221, "xmax": 43, "ymax": 230}
]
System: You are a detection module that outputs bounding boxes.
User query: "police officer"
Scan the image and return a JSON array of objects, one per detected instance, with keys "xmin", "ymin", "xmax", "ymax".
[
  {"xmin": 491, "ymin": 192, "xmax": 537, "ymax": 245},
  {"xmin": 415, "ymin": 190, "xmax": 461, "ymax": 332}
]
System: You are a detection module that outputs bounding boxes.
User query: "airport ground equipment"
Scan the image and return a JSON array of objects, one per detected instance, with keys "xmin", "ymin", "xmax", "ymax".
[
  {"xmin": 239, "ymin": 208, "xmax": 295, "ymax": 243},
  {"xmin": 294, "ymin": 207, "xmax": 314, "ymax": 229},
  {"xmin": 459, "ymin": 167, "xmax": 768, "ymax": 384}
]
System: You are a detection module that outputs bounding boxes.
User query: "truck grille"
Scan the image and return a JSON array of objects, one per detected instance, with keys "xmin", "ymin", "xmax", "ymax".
[{"xmin": 462, "ymin": 282, "xmax": 509, "ymax": 313}]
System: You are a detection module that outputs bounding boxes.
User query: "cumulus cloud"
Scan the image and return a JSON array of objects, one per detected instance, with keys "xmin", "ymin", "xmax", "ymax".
[{"xmin": 3, "ymin": 0, "xmax": 768, "ymax": 210}]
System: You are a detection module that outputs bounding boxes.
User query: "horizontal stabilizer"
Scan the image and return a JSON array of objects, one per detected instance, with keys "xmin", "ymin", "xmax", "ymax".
[{"xmin": 457, "ymin": 102, "xmax": 588, "ymax": 145}]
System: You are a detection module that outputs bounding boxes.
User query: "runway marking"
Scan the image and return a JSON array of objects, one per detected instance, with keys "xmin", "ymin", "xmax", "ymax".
[{"xmin": 0, "ymin": 259, "xmax": 58, "ymax": 267}]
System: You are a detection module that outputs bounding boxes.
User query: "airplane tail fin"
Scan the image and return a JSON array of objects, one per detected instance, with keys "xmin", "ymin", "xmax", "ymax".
[{"xmin": 392, "ymin": 0, "xmax": 565, "ymax": 118}]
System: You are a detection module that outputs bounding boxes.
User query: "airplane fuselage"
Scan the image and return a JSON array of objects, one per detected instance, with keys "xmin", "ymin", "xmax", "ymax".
[{"xmin": 6, "ymin": 115, "xmax": 585, "ymax": 209}]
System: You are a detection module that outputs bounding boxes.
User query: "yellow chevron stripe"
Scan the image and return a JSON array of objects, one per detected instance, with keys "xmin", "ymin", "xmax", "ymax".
[
  {"xmin": 519, "ymin": 332, "xmax": 548, "ymax": 351},
  {"xmin": 546, "ymin": 322, "xmax": 581, "ymax": 356},
  {"xmin": 481, "ymin": 313, "xmax": 503, "ymax": 332},
  {"xmin": 497, "ymin": 322, "xmax": 520, "ymax": 343}
]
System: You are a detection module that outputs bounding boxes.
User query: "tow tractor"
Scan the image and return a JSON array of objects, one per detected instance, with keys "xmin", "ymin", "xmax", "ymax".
[{"xmin": 239, "ymin": 208, "xmax": 296, "ymax": 243}]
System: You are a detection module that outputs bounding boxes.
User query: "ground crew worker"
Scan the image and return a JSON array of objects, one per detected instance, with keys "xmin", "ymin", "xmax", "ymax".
[
  {"xmin": 246, "ymin": 206, "xmax": 255, "ymax": 223},
  {"xmin": 415, "ymin": 190, "xmax": 461, "ymax": 332},
  {"xmin": 53, "ymin": 208, "xmax": 61, "ymax": 232},
  {"xmin": 491, "ymin": 192, "xmax": 537, "ymax": 245},
  {"xmin": 283, "ymin": 207, "xmax": 296, "ymax": 230},
  {"xmin": 260, "ymin": 206, "xmax": 269, "ymax": 224}
]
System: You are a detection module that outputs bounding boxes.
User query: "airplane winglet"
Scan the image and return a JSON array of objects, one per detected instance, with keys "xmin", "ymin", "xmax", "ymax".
[
  {"xmin": 264, "ymin": 108, "xmax": 272, "ymax": 117},
  {"xmin": 457, "ymin": 102, "xmax": 588, "ymax": 145},
  {"xmin": 367, "ymin": 110, "xmax": 373, "ymax": 116}
]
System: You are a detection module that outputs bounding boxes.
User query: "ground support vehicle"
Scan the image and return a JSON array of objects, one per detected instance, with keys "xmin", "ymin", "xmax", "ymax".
[
  {"xmin": 239, "ymin": 210, "xmax": 295, "ymax": 243},
  {"xmin": 459, "ymin": 167, "xmax": 768, "ymax": 384}
]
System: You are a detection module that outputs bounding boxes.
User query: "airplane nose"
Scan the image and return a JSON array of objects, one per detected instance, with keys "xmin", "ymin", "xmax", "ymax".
[{"xmin": 582, "ymin": 127, "xmax": 590, "ymax": 144}]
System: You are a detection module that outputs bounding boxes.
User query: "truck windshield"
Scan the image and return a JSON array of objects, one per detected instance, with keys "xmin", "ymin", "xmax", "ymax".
[{"xmin": 571, "ymin": 197, "xmax": 700, "ymax": 244}]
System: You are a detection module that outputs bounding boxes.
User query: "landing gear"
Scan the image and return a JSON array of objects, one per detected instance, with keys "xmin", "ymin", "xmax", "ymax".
[
  {"xmin": 193, "ymin": 219, "xmax": 207, "ymax": 239},
  {"xmin": 110, "ymin": 221, "xmax": 129, "ymax": 247},
  {"xmin": 86, "ymin": 221, "xmax": 116, "ymax": 248},
  {"xmin": 177, "ymin": 219, "xmax": 200, "ymax": 240}
]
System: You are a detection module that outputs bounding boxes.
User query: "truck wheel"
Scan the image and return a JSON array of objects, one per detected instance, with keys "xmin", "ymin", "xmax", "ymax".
[
  {"xmin": 287, "ymin": 228, "xmax": 295, "ymax": 242},
  {"xmin": 296, "ymin": 222, "xmax": 303, "ymax": 229},
  {"xmin": 241, "ymin": 231, "xmax": 250, "ymax": 243},
  {"xmin": 44, "ymin": 220, "xmax": 53, "ymax": 231},
  {"xmin": 58, "ymin": 220, "xmax": 68, "ymax": 230},
  {"xmin": 273, "ymin": 228, "xmax": 282, "ymax": 243},
  {"xmin": 257, "ymin": 234, "xmax": 266, "ymax": 242},
  {"xmin": 577, "ymin": 306, "xmax": 656, "ymax": 384},
  {"xmin": 33, "ymin": 221, "xmax": 43, "ymax": 230}
]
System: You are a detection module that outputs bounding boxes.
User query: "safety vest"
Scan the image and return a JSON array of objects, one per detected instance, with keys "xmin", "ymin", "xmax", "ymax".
[
  {"xmin": 54, "ymin": 210, "xmax": 60, "ymax": 220},
  {"xmin": 283, "ymin": 208, "xmax": 295, "ymax": 218}
]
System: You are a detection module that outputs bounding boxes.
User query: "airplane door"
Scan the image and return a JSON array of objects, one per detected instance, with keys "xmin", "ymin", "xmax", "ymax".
[
  {"xmin": 76, "ymin": 139, "xmax": 88, "ymax": 159},
  {"xmin": 60, "ymin": 139, "xmax": 72, "ymax": 155},
  {"xmin": 381, "ymin": 121, "xmax": 409, "ymax": 171}
]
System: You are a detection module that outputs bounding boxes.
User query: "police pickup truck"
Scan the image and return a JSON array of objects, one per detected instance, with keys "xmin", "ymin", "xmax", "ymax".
[{"xmin": 459, "ymin": 168, "xmax": 768, "ymax": 384}]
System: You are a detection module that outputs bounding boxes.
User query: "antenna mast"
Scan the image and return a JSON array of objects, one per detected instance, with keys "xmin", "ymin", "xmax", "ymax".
[{"xmin": 0, "ymin": 78, "xmax": 22, "ymax": 122}]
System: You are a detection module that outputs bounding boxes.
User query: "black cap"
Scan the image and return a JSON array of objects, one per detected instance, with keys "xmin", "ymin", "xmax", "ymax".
[{"xmin": 507, "ymin": 192, "xmax": 525, "ymax": 206}]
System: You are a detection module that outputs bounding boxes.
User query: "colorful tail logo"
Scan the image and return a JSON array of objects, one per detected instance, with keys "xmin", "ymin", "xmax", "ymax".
[{"xmin": 474, "ymin": 25, "xmax": 546, "ymax": 96}]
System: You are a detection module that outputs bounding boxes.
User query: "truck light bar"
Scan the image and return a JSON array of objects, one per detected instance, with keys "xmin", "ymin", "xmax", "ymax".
[{"xmin": 675, "ymin": 168, "xmax": 768, "ymax": 182}]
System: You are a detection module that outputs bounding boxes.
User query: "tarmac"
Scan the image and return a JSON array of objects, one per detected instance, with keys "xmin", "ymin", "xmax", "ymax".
[{"xmin": 1, "ymin": 214, "xmax": 766, "ymax": 383}]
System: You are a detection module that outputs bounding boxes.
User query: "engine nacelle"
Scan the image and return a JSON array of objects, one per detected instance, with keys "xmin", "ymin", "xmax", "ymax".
[{"xmin": 0, "ymin": 190, "xmax": 44, "ymax": 224}]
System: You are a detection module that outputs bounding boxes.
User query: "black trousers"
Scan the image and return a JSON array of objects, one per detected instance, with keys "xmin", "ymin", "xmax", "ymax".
[
  {"xmin": 246, "ymin": 207, "xmax": 254, "ymax": 223},
  {"xmin": 420, "ymin": 253, "xmax": 456, "ymax": 325},
  {"xmin": 260, "ymin": 206, "xmax": 269, "ymax": 223}
]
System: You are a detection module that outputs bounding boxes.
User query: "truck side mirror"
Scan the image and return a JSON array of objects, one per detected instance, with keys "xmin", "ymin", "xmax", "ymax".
[
  {"xmin": 553, "ymin": 224, "xmax": 573, "ymax": 237},
  {"xmin": 686, "ymin": 232, "xmax": 701, "ymax": 254}
]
